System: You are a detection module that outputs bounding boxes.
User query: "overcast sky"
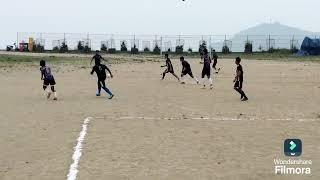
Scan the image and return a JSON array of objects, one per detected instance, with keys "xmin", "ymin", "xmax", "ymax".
[{"xmin": 1, "ymin": 0, "xmax": 319, "ymax": 48}]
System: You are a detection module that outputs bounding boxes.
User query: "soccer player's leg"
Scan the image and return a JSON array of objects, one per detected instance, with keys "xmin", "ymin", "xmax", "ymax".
[
  {"xmin": 180, "ymin": 70, "xmax": 188, "ymax": 84},
  {"xmin": 43, "ymin": 79, "xmax": 51, "ymax": 99},
  {"xmin": 212, "ymin": 59, "xmax": 217, "ymax": 70},
  {"xmin": 201, "ymin": 68, "xmax": 207, "ymax": 88},
  {"xmin": 234, "ymin": 81, "xmax": 241, "ymax": 97},
  {"xmin": 97, "ymin": 80, "xmax": 102, "ymax": 96},
  {"xmin": 208, "ymin": 74, "xmax": 213, "ymax": 89},
  {"xmin": 234, "ymin": 81, "xmax": 247, "ymax": 101},
  {"xmin": 188, "ymin": 71, "xmax": 199, "ymax": 84},
  {"xmin": 238, "ymin": 81, "xmax": 248, "ymax": 101},
  {"xmin": 170, "ymin": 70, "xmax": 180, "ymax": 82},
  {"xmin": 49, "ymin": 77, "xmax": 57, "ymax": 100},
  {"xmin": 101, "ymin": 79, "xmax": 114, "ymax": 99},
  {"xmin": 162, "ymin": 69, "xmax": 168, "ymax": 80},
  {"xmin": 50, "ymin": 86, "xmax": 58, "ymax": 100},
  {"xmin": 203, "ymin": 68, "xmax": 213, "ymax": 89}
]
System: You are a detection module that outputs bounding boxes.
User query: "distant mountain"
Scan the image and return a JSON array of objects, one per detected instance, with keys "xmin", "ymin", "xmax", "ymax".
[
  {"xmin": 218, "ymin": 22, "xmax": 320, "ymax": 52},
  {"xmin": 236, "ymin": 22, "xmax": 314, "ymax": 36}
]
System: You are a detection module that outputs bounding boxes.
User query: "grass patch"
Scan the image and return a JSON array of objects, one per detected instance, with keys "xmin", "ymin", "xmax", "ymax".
[{"xmin": 0, "ymin": 52, "xmax": 320, "ymax": 67}]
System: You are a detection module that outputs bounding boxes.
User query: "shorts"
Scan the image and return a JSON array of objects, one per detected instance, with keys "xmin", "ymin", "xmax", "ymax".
[
  {"xmin": 164, "ymin": 69, "xmax": 174, "ymax": 74},
  {"xmin": 212, "ymin": 59, "xmax": 217, "ymax": 68},
  {"xmin": 182, "ymin": 69, "xmax": 194, "ymax": 78},
  {"xmin": 43, "ymin": 77, "xmax": 56, "ymax": 86},
  {"xmin": 201, "ymin": 67, "xmax": 211, "ymax": 78},
  {"xmin": 234, "ymin": 81, "xmax": 243, "ymax": 89},
  {"xmin": 98, "ymin": 77, "xmax": 106, "ymax": 82}
]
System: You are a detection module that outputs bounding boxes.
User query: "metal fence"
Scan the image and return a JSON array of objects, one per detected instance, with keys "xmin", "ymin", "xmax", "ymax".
[{"xmin": 16, "ymin": 32, "xmax": 320, "ymax": 53}]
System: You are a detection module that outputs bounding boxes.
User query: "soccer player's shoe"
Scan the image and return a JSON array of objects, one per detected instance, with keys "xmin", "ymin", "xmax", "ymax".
[
  {"xmin": 108, "ymin": 94, "xmax": 114, "ymax": 99},
  {"xmin": 241, "ymin": 97, "xmax": 248, "ymax": 101}
]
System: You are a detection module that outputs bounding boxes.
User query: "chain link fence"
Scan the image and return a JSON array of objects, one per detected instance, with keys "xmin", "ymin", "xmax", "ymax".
[{"xmin": 16, "ymin": 32, "xmax": 320, "ymax": 53}]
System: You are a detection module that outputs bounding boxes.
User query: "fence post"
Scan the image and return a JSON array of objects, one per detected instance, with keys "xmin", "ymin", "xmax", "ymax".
[
  {"xmin": 87, "ymin": 33, "xmax": 90, "ymax": 49},
  {"xmin": 209, "ymin": 36, "xmax": 212, "ymax": 52},
  {"xmin": 268, "ymin": 34, "xmax": 271, "ymax": 52},
  {"xmin": 134, "ymin": 34, "xmax": 136, "ymax": 48},
  {"xmin": 16, "ymin": 32, "xmax": 19, "ymax": 47},
  {"xmin": 160, "ymin": 36, "xmax": 163, "ymax": 56}
]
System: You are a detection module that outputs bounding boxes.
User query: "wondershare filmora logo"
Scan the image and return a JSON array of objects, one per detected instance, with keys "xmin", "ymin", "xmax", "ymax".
[
  {"xmin": 273, "ymin": 139, "xmax": 312, "ymax": 175},
  {"xmin": 284, "ymin": 139, "xmax": 302, "ymax": 157}
]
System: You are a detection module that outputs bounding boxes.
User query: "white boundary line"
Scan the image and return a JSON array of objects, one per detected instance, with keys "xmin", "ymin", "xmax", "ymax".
[
  {"xmin": 67, "ymin": 117, "xmax": 92, "ymax": 180},
  {"xmin": 94, "ymin": 116, "xmax": 318, "ymax": 122}
]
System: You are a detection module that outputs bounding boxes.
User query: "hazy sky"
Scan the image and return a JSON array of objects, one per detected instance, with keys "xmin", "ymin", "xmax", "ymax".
[{"xmin": 1, "ymin": 0, "xmax": 319, "ymax": 48}]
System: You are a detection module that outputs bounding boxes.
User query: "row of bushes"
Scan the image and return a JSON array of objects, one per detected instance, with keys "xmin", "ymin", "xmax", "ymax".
[
  {"xmin": 101, "ymin": 43, "xmax": 162, "ymax": 54},
  {"xmin": 37, "ymin": 40, "xmax": 299, "ymax": 54}
]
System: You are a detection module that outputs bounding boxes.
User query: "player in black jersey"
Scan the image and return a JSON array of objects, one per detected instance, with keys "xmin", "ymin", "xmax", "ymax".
[
  {"xmin": 180, "ymin": 56, "xmax": 199, "ymax": 84},
  {"xmin": 161, "ymin": 54, "xmax": 180, "ymax": 81},
  {"xmin": 91, "ymin": 50, "xmax": 107, "ymax": 66},
  {"xmin": 90, "ymin": 62, "xmax": 114, "ymax": 99},
  {"xmin": 201, "ymin": 49, "xmax": 213, "ymax": 89},
  {"xmin": 211, "ymin": 49, "xmax": 221, "ymax": 74},
  {"xmin": 233, "ymin": 57, "xmax": 248, "ymax": 101}
]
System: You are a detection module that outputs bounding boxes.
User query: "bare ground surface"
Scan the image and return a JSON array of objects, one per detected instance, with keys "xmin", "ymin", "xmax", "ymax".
[{"xmin": 0, "ymin": 55, "xmax": 320, "ymax": 180}]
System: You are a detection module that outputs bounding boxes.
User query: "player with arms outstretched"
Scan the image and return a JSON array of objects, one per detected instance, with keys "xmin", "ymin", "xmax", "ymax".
[
  {"xmin": 91, "ymin": 50, "xmax": 108, "ymax": 66},
  {"xmin": 161, "ymin": 54, "xmax": 180, "ymax": 82}
]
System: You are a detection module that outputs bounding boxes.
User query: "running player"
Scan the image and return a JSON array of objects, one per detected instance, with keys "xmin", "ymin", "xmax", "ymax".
[
  {"xmin": 40, "ymin": 60, "xmax": 58, "ymax": 100},
  {"xmin": 211, "ymin": 49, "xmax": 221, "ymax": 74},
  {"xmin": 201, "ymin": 49, "xmax": 213, "ymax": 89},
  {"xmin": 161, "ymin": 54, "xmax": 180, "ymax": 81},
  {"xmin": 233, "ymin": 57, "xmax": 248, "ymax": 101},
  {"xmin": 180, "ymin": 56, "xmax": 199, "ymax": 84},
  {"xmin": 90, "ymin": 50, "xmax": 107, "ymax": 66},
  {"xmin": 90, "ymin": 62, "xmax": 114, "ymax": 99}
]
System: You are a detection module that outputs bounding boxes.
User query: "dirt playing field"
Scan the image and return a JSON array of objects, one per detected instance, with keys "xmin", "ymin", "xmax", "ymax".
[{"xmin": 0, "ymin": 53, "xmax": 319, "ymax": 180}]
